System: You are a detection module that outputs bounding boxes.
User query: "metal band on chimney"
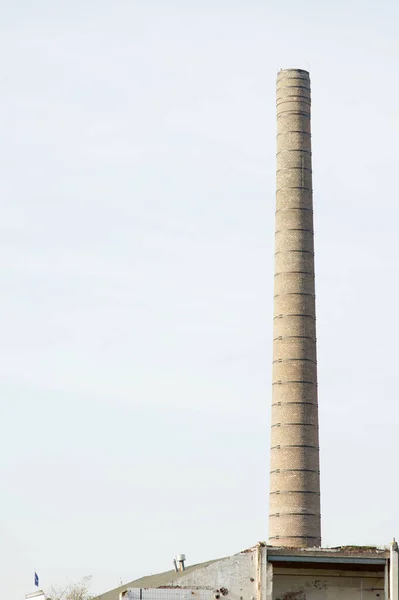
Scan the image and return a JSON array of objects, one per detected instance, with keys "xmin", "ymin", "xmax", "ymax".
[{"xmin": 269, "ymin": 68, "xmax": 321, "ymax": 548}]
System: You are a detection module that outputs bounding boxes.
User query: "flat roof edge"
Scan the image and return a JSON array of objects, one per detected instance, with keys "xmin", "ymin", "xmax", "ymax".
[{"xmin": 268, "ymin": 555, "xmax": 387, "ymax": 565}]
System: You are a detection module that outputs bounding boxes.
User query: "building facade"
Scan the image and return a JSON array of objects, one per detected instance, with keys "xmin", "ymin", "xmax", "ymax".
[{"xmin": 94, "ymin": 544, "xmax": 398, "ymax": 600}]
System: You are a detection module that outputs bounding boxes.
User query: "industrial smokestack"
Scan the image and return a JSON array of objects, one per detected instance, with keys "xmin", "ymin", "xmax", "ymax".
[{"xmin": 269, "ymin": 69, "xmax": 321, "ymax": 548}]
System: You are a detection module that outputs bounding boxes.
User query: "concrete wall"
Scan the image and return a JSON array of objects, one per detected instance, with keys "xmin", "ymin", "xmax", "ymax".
[
  {"xmin": 175, "ymin": 551, "xmax": 256, "ymax": 597},
  {"xmin": 126, "ymin": 550, "xmax": 259, "ymax": 600},
  {"xmin": 272, "ymin": 569, "xmax": 385, "ymax": 600},
  {"xmin": 391, "ymin": 542, "xmax": 398, "ymax": 600},
  {"xmin": 112, "ymin": 548, "xmax": 393, "ymax": 600}
]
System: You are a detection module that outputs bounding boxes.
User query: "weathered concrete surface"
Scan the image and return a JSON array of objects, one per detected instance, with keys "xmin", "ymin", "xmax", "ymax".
[
  {"xmin": 94, "ymin": 545, "xmax": 392, "ymax": 600},
  {"xmin": 97, "ymin": 547, "xmax": 263, "ymax": 600},
  {"xmin": 272, "ymin": 569, "xmax": 385, "ymax": 600},
  {"xmin": 172, "ymin": 549, "xmax": 257, "ymax": 598},
  {"xmin": 269, "ymin": 68, "xmax": 321, "ymax": 547},
  {"xmin": 390, "ymin": 541, "xmax": 398, "ymax": 600}
]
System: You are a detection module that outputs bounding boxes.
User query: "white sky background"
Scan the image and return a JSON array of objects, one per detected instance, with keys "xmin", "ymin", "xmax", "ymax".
[{"xmin": 1, "ymin": 0, "xmax": 398, "ymax": 598}]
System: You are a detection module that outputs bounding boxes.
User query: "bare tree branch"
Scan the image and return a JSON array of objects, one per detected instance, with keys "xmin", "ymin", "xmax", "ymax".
[{"xmin": 46, "ymin": 575, "xmax": 93, "ymax": 600}]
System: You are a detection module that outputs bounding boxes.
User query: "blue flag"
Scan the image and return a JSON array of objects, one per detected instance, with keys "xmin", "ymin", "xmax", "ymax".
[{"xmin": 34, "ymin": 572, "xmax": 39, "ymax": 587}]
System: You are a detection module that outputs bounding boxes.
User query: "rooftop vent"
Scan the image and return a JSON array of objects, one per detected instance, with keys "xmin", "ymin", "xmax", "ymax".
[{"xmin": 175, "ymin": 554, "xmax": 186, "ymax": 572}]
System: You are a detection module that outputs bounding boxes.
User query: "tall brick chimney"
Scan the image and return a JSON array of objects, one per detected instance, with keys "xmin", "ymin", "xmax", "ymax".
[{"xmin": 268, "ymin": 69, "xmax": 321, "ymax": 547}]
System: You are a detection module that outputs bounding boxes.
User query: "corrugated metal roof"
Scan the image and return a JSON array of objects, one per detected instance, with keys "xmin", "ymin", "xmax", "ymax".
[{"xmin": 93, "ymin": 557, "xmax": 223, "ymax": 600}]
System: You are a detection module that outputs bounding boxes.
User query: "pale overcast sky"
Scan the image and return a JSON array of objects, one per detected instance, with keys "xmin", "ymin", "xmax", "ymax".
[{"xmin": 1, "ymin": 1, "xmax": 398, "ymax": 599}]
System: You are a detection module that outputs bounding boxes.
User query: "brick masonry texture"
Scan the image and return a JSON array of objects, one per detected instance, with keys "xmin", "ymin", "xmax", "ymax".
[{"xmin": 268, "ymin": 69, "xmax": 321, "ymax": 547}]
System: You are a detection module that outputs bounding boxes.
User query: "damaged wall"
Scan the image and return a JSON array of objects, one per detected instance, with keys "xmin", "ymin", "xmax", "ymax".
[
  {"xmin": 125, "ymin": 550, "xmax": 260, "ymax": 600},
  {"xmin": 174, "ymin": 549, "xmax": 257, "ymax": 599},
  {"xmin": 272, "ymin": 569, "xmax": 385, "ymax": 600}
]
